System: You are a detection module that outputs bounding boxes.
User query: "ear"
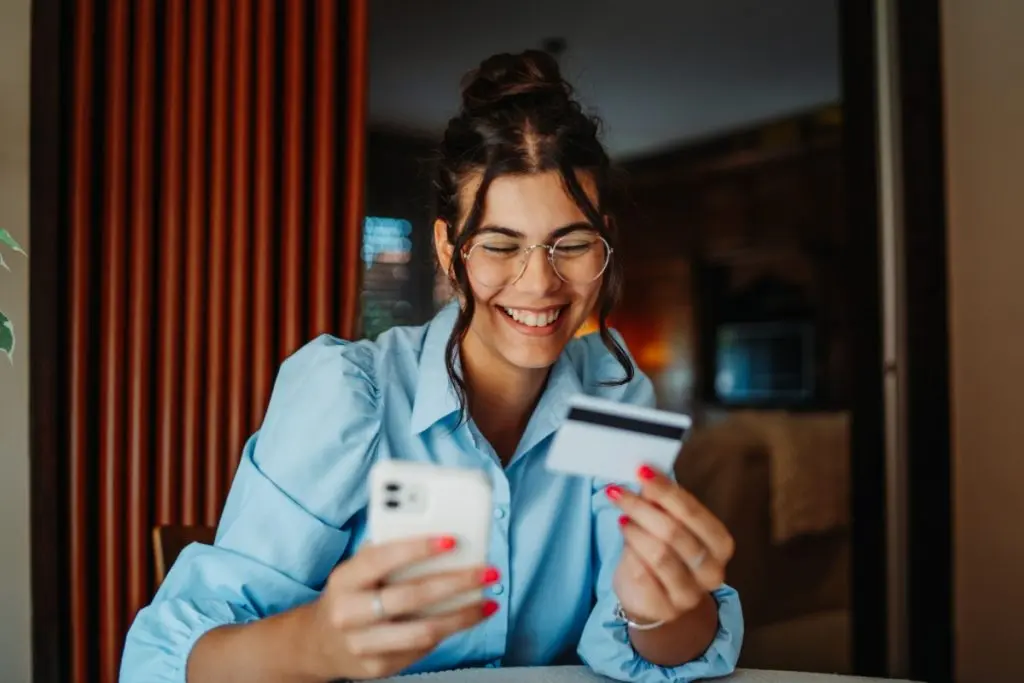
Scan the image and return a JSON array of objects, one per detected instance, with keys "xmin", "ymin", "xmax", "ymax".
[{"xmin": 433, "ymin": 218, "xmax": 455, "ymax": 276}]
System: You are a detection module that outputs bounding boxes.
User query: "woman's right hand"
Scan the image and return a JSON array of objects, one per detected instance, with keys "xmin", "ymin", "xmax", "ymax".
[{"xmin": 306, "ymin": 535, "xmax": 500, "ymax": 681}]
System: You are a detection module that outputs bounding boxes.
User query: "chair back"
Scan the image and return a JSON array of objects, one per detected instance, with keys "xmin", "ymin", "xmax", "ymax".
[{"xmin": 152, "ymin": 524, "xmax": 216, "ymax": 585}]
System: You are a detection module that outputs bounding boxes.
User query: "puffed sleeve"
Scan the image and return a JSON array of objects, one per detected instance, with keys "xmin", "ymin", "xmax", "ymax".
[
  {"xmin": 120, "ymin": 336, "xmax": 382, "ymax": 683},
  {"xmin": 577, "ymin": 345, "xmax": 745, "ymax": 681}
]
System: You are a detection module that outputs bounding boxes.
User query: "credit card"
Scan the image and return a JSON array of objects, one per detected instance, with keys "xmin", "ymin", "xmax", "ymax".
[{"xmin": 545, "ymin": 394, "xmax": 692, "ymax": 482}]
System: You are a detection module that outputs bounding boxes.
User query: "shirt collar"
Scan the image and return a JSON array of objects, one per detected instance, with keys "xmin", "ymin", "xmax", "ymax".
[
  {"xmin": 410, "ymin": 302, "xmax": 584, "ymax": 445},
  {"xmin": 512, "ymin": 349, "xmax": 583, "ymax": 461},
  {"xmin": 410, "ymin": 302, "xmax": 463, "ymax": 434}
]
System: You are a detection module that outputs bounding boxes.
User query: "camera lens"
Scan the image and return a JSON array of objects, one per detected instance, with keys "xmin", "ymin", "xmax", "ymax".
[
  {"xmin": 385, "ymin": 482, "xmax": 401, "ymax": 492},
  {"xmin": 385, "ymin": 499, "xmax": 400, "ymax": 509}
]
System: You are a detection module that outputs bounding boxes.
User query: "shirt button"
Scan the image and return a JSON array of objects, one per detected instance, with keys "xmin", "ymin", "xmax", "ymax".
[
  {"xmin": 491, "ymin": 584, "xmax": 505, "ymax": 595},
  {"xmin": 493, "ymin": 506, "xmax": 506, "ymax": 520}
]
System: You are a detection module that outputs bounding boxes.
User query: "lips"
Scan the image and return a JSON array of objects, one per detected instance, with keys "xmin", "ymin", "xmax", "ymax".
[{"xmin": 500, "ymin": 306, "xmax": 564, "ymax": 328}]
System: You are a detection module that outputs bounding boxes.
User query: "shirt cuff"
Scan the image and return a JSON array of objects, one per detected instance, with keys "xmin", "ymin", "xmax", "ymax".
[
  {"xmin": 578, "ymin": 584, "xmax": 744, "ymax": 683},
  {"xmin": 119, "ymin": 598, "xmax": 257, "ymax": 683}
]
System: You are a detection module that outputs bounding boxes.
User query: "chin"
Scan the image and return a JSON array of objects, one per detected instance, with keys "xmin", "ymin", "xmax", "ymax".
[{"xmin": 500, "ymin": 345, "xmax": 563, "ymax": 371}]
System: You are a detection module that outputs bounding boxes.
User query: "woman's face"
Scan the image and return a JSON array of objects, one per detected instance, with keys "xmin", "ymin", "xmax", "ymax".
[{"xmin": 436, "ymin": 170, "xmax": 606, "ymax": 373}]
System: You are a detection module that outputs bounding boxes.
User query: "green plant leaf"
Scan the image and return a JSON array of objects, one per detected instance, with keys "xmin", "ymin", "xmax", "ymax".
[
  {"xmin": 0, "ymin": 311, "xmax": 14, "ymax": 363},
  {"xmin": 0, "ymin": 229, "xmax": 27, "ymax": 257},
  {"xmin": 0, "ymin": 251, "xmax": 8, "ymax": 271}
]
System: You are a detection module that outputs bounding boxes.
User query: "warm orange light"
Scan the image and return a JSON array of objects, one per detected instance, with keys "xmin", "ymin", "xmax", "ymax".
[
  {"xmin": 575, "ymin": 315, "xmax": 600, "ymax": 337},
  {"xmin": 636, "ymin": 338, "xmax": 671, "ymax": 371}
]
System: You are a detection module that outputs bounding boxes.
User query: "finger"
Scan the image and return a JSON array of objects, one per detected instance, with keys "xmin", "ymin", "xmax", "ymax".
[
  {"xmin": 620, "ymin": 518, "xmax": 708, "ymax": 612},
  {"xmin": 334, "ymin": 535, "xmax": 457, "ymax": 590},
  {"xmin": 345, "ymin": 599, "xmax": 498, "ymax": 656},
  {"xmin": 636, "ymin": 465, "xmax": 735, "ymax": 562},
  {"xmin": 376, "ymin": 565, "xmax": 498, "ymax": 622},
  {"xmin": 605, "ymin": 486, "xmax": 706, "ymax": 569}
]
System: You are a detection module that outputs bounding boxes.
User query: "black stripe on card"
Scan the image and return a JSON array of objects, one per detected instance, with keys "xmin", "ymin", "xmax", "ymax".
[{"xmin": 566, "ymin": 407, "xmax": 687, "ymax": 440}]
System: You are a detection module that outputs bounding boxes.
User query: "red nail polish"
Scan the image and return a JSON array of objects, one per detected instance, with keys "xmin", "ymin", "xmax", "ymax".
[
  {"xmin": 481, "ymin": 567, "xmax": 501, "ymax": 585},
  {"xmin": 618, "ymin": 515, "xmax": 630, "ymax": 527},
  {"xmin": 434, "ymin": 536, "xmax": 457, "ymax": 551},
  {"xmin": 605, "ymin": 485, "xmax": 623, "ymax": 501},
  {"xmin": 637, "ymin": 465, "xmax": 656, "ymax": 481},
  {"xmin": 482, "ymin": 600, "xmax": 500, "ymax": 617}
]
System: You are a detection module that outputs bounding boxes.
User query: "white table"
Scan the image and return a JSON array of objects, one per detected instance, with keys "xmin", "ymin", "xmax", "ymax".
[{"xmin": 380, "ymin": 666, "xmax": 915, "ymax": 682}]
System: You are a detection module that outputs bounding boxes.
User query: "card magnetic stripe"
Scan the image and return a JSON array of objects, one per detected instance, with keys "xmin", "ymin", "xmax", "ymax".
[{"xmin": 564, "ymin": 407, "xmax": 687, "ymax": 440}]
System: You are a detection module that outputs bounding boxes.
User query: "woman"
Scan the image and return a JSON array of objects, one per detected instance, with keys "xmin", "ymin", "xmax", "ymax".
[{"xmin": 121, "ymin": 50, "xmax": 743, "ymax": 683}]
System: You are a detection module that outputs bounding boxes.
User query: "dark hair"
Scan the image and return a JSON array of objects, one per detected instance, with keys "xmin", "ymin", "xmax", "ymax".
[{"xmin": 435, "ymin": 49, "xmax": 634, "ymax": 417}]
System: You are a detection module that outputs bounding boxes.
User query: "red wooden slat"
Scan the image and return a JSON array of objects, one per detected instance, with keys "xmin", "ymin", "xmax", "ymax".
[
  {"xmin": 227, "ymin": 0, "xmax": 253, "ymax": 484},
  {"xmin": 204, "ymin": 0, "xmax": 231, "ymax": 525},
  {"xmin": 182, "ymin": 0, "xmax": 210, "ymax": 526},
  {"xmin": 99, "ymin": 0, "xmax": 129, "ymax": 679},
  {"xmin": 310, "ymin": 0, "xmax": 337, "ymax": 338},
  {"xmin": 68, "ymin": 0, "xmax": 94, "ymax": 679},
  {"xmin": 251, "ymin": 0, "xmax": 275, "ymax": 426},
  {"xmin": 155, "ymin": 0, "xmax": 185, "ymax": 529},
  {"xmin": 342, "ymin": 0, "xmax": 369, "ymax": 340},
  {"xmin": 126, "ymin": 0, "xmax": 156, "ymax": 625},
  {"xmin": 281, "ymin": 0, "xmax": 306, "ymax": 357}
]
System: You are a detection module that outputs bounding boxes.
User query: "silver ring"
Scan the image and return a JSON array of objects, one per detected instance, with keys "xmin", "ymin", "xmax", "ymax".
[
  {"xmin": 688, "ymin": 548, "xmax": 708, "ymax": 571},
  {"xmin": 371, "ymin": 591, "xmax": 386, "ymax": 620}
]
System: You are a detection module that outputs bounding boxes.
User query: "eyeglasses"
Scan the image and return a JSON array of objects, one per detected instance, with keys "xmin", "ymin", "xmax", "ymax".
[{"xmin": 463, "ymin": 232, "xmax": 612, "ymax": 288}]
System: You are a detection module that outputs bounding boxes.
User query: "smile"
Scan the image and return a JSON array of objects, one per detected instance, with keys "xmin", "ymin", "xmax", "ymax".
[{"xmin": 499, "ymin": 306, "xmax": 565, "ymax": 329}]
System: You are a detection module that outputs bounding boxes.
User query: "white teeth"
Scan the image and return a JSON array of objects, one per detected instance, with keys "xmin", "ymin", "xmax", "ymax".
[{"xmin": 503, "ymin": 307, "xmax": 562, "ymax": 327}]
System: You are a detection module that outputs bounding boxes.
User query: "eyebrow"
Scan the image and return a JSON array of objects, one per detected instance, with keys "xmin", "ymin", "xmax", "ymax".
[{"xmin": 476, "ymin": 222, "xmax": 596, "ymax": 240}]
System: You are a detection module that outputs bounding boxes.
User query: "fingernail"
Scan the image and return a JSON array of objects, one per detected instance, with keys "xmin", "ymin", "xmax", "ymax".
[
  {"xmin": 637, "ymin": 465, "xmax": 657, "ymax": 481},
  {"xmin": 618, "ymin": 515, "xmax": 630, "ymax": 527},
  {"xmin": 480, "ymin": 567, "xmax": 501, "ymax": 585},
  {"xmin": 482, "ymin": 600, "xmax": 500, "ymax": 617},
  {"xmin": 433, "ymin": 536, "xmax": 457, "ymax": 551},
  {"xmin": 605, "ymin": 485, "xmax": 623, "ymax": 501}
]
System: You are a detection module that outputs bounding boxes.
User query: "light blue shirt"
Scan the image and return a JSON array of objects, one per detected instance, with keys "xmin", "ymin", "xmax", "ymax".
[{"xmin": 121, "ymin": 303, "xmax": 743, "ymax": 682}]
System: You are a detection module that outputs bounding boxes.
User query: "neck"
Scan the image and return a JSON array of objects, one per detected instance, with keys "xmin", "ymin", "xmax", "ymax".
[{"xmin": 460, "ymin": 333, "xmax": 549, "ymax": 463}]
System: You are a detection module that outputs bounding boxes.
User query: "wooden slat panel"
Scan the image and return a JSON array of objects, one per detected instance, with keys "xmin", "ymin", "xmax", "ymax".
[
  {"xmin": 155, "ymin": 0, "xmax": 186, "ymax": 528},
  {"xmin": 204, "ymin": 0, "xmax": 232, "ymax": 525},
  {"xmin": 57, "ymin": 3, "xmax": 368, "ymax": 679},
  {"xmin": 182, "ymin": 0, "xmax": 210, "ymax": 526},
  {"xmin": 251, "ymin": 0, "xmax": 276, "ymax": 426},
  {"xmin": 68, "ymin": 0, "xmax": 95, "ymax": 679},
  {"xmin": 342, "ymin": 0, "xmax": 369, "ymax": 339},
  {"xmin": 126, "ymin": 0, "xmax": 157, "ymax": 625},
  {"xmin": 281, "ymin": 0, "xmax": 306, "ymax": 357},
  {"xmin": 227, "ymin": 0, "xmax": 254, "ymax": 482},
  {"xmin": 99, "ymin": 0, "xmax": 130, "ymax": 679},
  {"xmin": 310, "ymin": 0, "xmax": 338, "ymax": 337}
]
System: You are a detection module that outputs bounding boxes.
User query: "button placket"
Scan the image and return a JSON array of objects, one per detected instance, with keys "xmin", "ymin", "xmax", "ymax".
[{"xmin": 485, "ymin": 468, "xmax": 512, "ymax": 663}]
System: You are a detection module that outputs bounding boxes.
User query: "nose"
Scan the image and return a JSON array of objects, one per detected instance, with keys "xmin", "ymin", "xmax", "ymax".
[{"xmin": 513, "ymin": 246, "xmax": 561, "ymax": 294}]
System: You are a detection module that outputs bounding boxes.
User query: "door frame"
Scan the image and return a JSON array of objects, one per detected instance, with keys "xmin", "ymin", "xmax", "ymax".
[{"xmin": 841, "ymin": 0, "xmax": 953, "ymax": 679}]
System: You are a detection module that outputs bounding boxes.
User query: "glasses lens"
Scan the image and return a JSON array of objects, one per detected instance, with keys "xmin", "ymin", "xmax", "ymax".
[
  {"xmin": 551, "ymin": 233, "xmax": 610, "ymax": 284},
  {"xmin": 465, "ymin": 237, "xmax": 524, "ymax": 288}
]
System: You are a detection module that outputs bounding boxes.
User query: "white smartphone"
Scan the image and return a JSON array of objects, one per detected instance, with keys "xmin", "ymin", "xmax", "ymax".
[{"xmin": 367, "ymin": 459, "xmax": 493, "ymax": 614}]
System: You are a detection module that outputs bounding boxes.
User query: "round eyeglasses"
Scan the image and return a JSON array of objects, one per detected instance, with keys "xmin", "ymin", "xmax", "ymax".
[{"xmin": 463, "ymin": 232, "xmax": 612, "ymax": 288}]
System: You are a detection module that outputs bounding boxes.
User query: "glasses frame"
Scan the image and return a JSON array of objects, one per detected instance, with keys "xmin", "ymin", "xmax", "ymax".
[{"xmin": 462, "ymin": 233, "xmax": 614, "ymax": 288}]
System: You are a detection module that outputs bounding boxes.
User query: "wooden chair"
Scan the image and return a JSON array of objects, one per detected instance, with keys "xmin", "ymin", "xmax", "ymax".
[{"xmin": 152, "ymin": 524, "xmax": 216, "ymax": 585}]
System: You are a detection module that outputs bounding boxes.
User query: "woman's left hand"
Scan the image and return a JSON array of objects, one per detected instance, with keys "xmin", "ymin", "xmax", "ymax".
[{"xmin": 606, "ymin": 465, "xmax": 735, "ymax": 625}]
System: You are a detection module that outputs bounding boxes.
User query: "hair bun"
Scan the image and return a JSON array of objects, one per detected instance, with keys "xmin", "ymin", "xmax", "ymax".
[{"xmin": 460, "ymin": 50, "xmax": 572, "ymax": 115}]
